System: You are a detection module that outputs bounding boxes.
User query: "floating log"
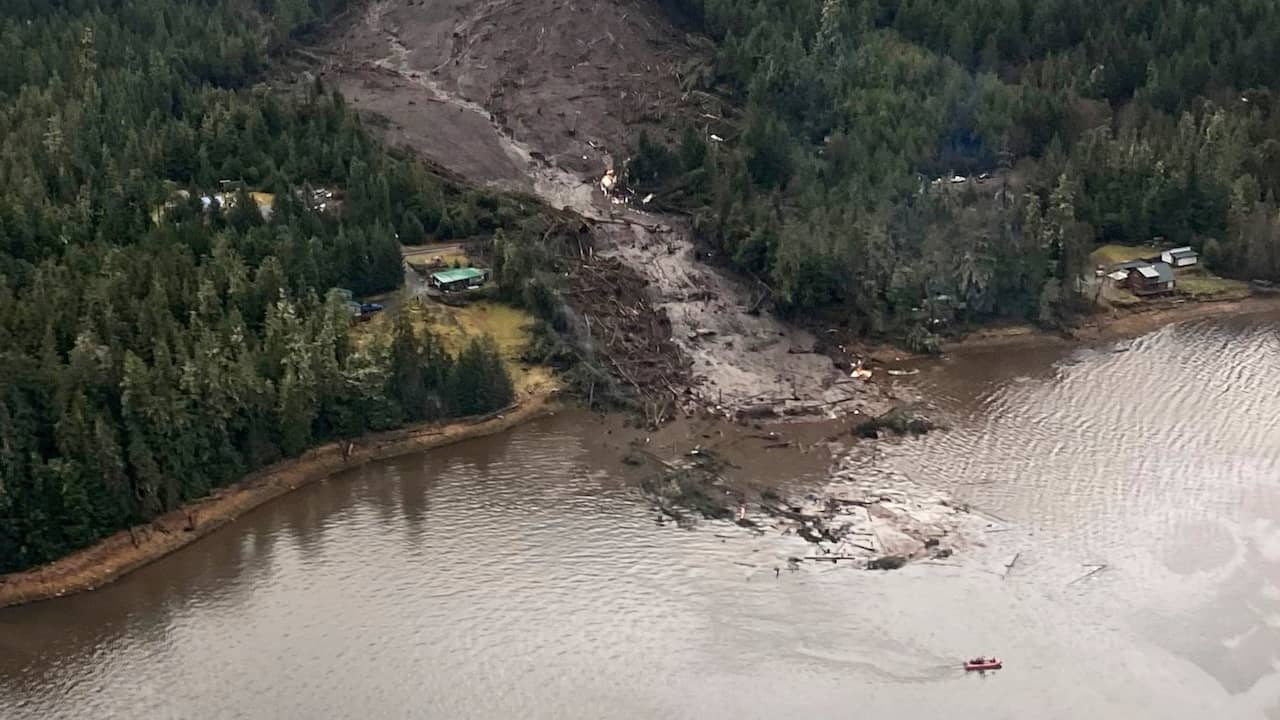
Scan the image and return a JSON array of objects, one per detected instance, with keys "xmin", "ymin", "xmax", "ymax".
[
  {"xmin": 1002, "ymin": 551, "xmax": 1021, "ymax": 579},
  {"xmin": 1067, "ymin": 563, "xmax": 1109, "ymax": 586}
]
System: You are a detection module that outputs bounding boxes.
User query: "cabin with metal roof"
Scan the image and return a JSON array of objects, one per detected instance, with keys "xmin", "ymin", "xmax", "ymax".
[
  {"xmin": 1125, "ymin": 262, "xmax": 1175, "ymax": 295},
  {"xmin": 428, "ymin": 267, "xmax": 490, "ymax": 292}
]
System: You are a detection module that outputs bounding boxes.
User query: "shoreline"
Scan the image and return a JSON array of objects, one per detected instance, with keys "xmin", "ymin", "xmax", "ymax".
[
  {"xmin": 0, "ymin": 394, "xmax": 558, "ymax": 610},
  {"xmin": 4, "ymin": 294, "xmax": 1275, "ymax": 610},
  {"xmin": 941, "ymin": 294, "xmax": 1280, "ymax": 354}
]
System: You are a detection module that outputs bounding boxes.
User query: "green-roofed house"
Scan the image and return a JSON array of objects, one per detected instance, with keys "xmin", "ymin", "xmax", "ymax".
[{"xmin": 429, "ymin": 267, "xmax": 490, "ymax": 292}]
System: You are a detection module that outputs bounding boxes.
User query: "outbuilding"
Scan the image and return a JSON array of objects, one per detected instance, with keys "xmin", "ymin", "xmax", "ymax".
[{"xmin": 1160, "ymin": 246, "xmax": 1199, "ymax": 268}]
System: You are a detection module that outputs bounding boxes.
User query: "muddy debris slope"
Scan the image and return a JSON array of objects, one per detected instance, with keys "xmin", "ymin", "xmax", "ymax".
[
  {"xmin": 303, "ymin": 0, "xmax": 707, "ymax": 186},
  {"xmin": 562, "ymin": 253, "xmax": 694, "ymax": 423},
  {"xmin": 296, "ymin": 0, "xmax": 895, "ymax": 420}
]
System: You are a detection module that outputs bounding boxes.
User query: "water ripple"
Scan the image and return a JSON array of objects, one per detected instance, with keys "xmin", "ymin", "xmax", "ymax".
[{"xmin": 1, "ymin": 316, "xmax": 1278, "ymax": 719}]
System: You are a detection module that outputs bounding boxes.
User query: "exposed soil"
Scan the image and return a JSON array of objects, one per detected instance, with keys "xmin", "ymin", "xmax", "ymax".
[
  {"xmin": 601, "ymin": 215, "xmax": 894, "ymax": 419},
  {"xmin": 0, "ymin": 396, "xmax": 558, "ymax": 609},
  {"xmin": 297, "ymin": 0, "xmax": 708, "ymax": 188},
  {"xmin": 296, "ymin": 0, "xmax": 890, "ymax": 420}
]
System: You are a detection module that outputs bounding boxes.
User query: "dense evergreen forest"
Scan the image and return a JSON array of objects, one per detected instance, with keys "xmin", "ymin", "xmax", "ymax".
[
  {"xmin": 0, "ymin": 0, "xmax": 539, "ymax": 572},
  {"xmin": 644, "ymin": 0, "xmax": 1280, "ymax": 337}
]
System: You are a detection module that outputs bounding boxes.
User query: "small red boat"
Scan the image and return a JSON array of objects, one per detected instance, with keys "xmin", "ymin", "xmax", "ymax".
[{"xmin": 965, "ymin": 657, "xmax": 1002, "ymax": 671}]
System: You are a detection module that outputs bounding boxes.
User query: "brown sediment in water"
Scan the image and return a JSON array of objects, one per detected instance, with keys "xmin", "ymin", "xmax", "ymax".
[{"xmin": 0, "ymin": 394, "xmax": 559, "ymax": 610}]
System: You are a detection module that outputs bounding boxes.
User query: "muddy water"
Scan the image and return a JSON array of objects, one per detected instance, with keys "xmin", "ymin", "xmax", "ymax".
[{"xmin": 2, "ymin": 314, "xmax": 1278, "ymax": 719}]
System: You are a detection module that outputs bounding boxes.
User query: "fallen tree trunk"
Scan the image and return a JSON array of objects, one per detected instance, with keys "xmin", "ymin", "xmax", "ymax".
[{"xmin": 1067, "ymin": 563, "xmax": 1109, "ymax": 586}]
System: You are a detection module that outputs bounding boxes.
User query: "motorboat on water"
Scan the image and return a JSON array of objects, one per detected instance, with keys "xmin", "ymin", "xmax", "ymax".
[{"xmin": 964, "ymin": 657, "xmax": 1002, "ymax": 671}]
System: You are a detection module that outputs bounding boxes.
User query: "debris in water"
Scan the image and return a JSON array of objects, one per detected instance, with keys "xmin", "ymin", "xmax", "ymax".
[
  {"xmin": 1067, "ymin": 563, "xmax": 1109, "ymax": 586},
  {"xmin": 853, "ymin": 405, "xmax": 936, "ymax": 438},
  {"xmin": 634, "ymin": 437, "xmax": 984, "ymax": 572},
  {"xmin": 635, "ymin": 447, "xmax": 737, "ymax": 524},
  {"xmin": 867, "ymin": 555, "xmax": 907, "ymax": 571},
  {"xmin": 600, "ymin": 168, "xmax": 617, "ymax": 194},
  {"xmin": 1002, "ymin": 551, "xmax": 1021, "ymax": 579}
]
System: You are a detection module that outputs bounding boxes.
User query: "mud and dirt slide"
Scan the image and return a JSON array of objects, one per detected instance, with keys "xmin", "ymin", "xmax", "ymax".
[
  {"xmin": 296, "ymin": 0, "xmax": 892, "ymax": 419},
  {"xmin": 298, "ymin": 1, "xmax": 530, "ymax": 187},
  {"xmin": 380, "ymin": 0, "xmax": 714, "ymax": 175},
  {"xmin": 307, "ymin": 0, "xmax": 710, "ymax": 183},
  {"xmin": 597, "ymin": 215, "xmax": 900, "ymax": 419}
]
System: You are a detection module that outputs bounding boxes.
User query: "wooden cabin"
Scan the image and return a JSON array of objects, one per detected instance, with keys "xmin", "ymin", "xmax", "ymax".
[{"xmin": 1126, "ymin": 262, "xmax": 1175, "ymax": 295}]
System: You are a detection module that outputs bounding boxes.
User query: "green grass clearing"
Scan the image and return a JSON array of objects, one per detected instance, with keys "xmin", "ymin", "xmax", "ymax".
[
  {"xmin": 1176, "ymin": 275, "xmax": 1251, "ymax": 300},
  {"xmin": 1090, "ymin": 244, "xmax": 1162, "ymax": 267},
  {"xmin": 357, "ymin": 298, "xmax": 558, "ymax": 398}
]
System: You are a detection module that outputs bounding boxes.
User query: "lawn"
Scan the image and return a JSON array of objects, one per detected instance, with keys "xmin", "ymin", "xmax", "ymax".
[
  {"xmin": 1176, "ymin": 275, "xmax": 1251, "ymax": 300},
  {"xmin": 1089, "ymin": 244, "xmax": 1162, "ymax": 267},
  {"xmin": 403, "ymin": 252, "xmax": 471, "ymax": 272},
  {"xmin": 357, "ymin": 298, "xmax": 558, "ymax": 398}
]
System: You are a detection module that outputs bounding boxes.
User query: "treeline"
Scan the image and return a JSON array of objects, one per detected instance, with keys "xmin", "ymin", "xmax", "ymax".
[
  {"xmin": 0, "ymin": 0, "xmax": 528, "ymax": 572},
  {"xmin": 640, "ymin": 0, "xmax": 1280, "ymax": 335}
]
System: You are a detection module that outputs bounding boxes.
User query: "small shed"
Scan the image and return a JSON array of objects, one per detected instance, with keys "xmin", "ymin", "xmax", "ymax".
[
  {"xmin": 1160, "ymin": 246, "xmax": 1199, "ymax": 267},
  {"xmin": 1126, "ymin": 262, "xmax": 1175, "ymax": 295},
  {"xmin": 429, "ymin": 267, "xmax": 490, "ymax": 292}
]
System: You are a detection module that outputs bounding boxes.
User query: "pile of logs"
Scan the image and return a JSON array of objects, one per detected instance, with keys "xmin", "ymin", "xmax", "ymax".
[{"xmin": 565, "ymin": 255, "xmax": 693, "ymax": 425}]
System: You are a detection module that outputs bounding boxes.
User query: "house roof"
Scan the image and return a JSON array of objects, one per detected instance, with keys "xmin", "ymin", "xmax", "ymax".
[
  {"xmin": 1131, "ymin": 262, "xmax": 1175, "ymax": 283},
  {"xmin": 430, "ymin": 267, "xmax": 487, "ymax": 283},
  {"xmin": 1168, "ymin": 247, "xmax": 1198, "ymax": 258}
]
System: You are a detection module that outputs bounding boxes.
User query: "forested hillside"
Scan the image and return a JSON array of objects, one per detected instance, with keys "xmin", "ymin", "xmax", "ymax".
[
  {"xmin": 0, "ymin": 0, "xmax": 535, "ymax": 572},
  {"xmin": 645, "ymin": 0, "xmax": 1280, "ymax": 336}
]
